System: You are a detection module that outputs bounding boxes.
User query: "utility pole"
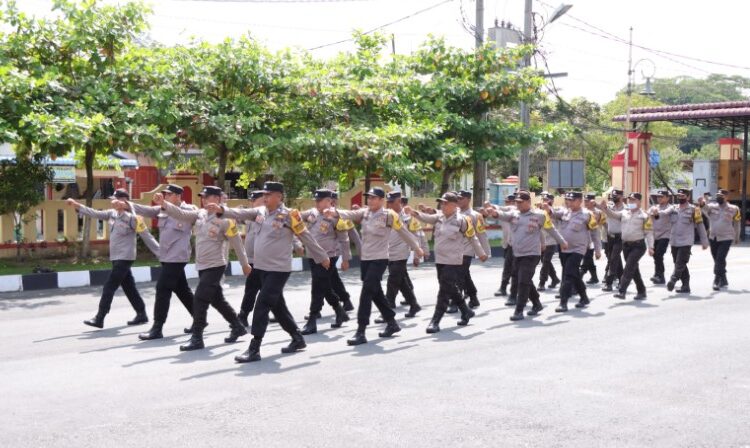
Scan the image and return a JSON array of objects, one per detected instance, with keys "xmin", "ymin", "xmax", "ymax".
[
  {"xmin": 623, "ymin": 26, "xmax": 634, "ymax": 194},
  {"xmin": 518, "ymin": 0, "xmax": 533, "ymax": 191},
  {"xmin": 472, "ymin": 0, "xmax": 487, "ymax": 207}
]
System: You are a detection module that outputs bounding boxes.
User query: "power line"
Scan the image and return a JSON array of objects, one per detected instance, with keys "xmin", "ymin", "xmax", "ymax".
[
  {"xmin": 169, "ymin": 0, "xmax": 374, "ymax": 3},
  {"xmin": 307, "ymin": 0, "xmax": 455, "ymax": 51}
]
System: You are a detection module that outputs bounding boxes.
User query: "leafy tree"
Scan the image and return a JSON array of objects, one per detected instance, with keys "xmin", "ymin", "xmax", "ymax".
[
  {"xmin": 0, "ymin": 0, "xmax": 156, "ymax": 256},
  {"xmin": 0, "ymin": 154, "xmax": 53, "ymax": 258}
]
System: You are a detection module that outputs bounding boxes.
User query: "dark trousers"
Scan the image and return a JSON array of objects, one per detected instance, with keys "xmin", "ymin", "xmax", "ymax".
[
  {"xmin": 514, "ymin": 255, "xmax": 542, "ymax": 312},
  {"xmin": 251, "ymin": 270, "xmax": 298, "ymax": 340},
  {"xmin": 153, "ymin": 262, "xmax": 194, "ymax": 323},
  {"xmin": 581, "ymin": 248, "xmax": 596, "ymax": 278},
  {"xmin": 539, "ymin": 244, "xmax": 560, "ymax": 284},
  {"xmin": 357, "ymin": 259, "xmax": 394, "ymax": 326},
  {"xmin": 192, "ymin": 266, "xmax": 240, "ymax": 330},
  {"xmin": 670, "ymin": 246, "xmax": 692, "ymax": 284},
  {"xmin": 501, "ymin": 246, "xmax": 514, "ymax": 288},
  {"xmin": 710, "ymin": 238, "xmax": 732, "ymax": 278},
  {"xmin": 619, "ymin": 240, "xmax": 646, "ymax": 294},
  {"xmin": 308, "ymin": 257, "xmax": 341, "ymax": 314},
  {"xmin": 239, "ymin": 263, "xmax": 262, "ymax": 315},
  {"xmin": 605, "ymin": 234, "xmax": 623, "ymax": 286},
  {"xmin": 653, "ymin": 238, "xmax": 670, "ymax": 278},
  {"xmin": 98, "ymin": 260, "xmax": 146, "ymax": 316},
  {"xmin": 330, "ymin": 262, "xmax": 351, "ymax": 303},
  {"xmin": 559, "ymin": 252, "xmax": 586, "ymax": 301},
  {"xmin": 386, "ymin": 259, "xmax": 418, "ymax": 306},
  {"xmin": 461, "ymin": 255, "xmax": 478, "ymax": 299},
  {"xmin": 434, "ymin": 264, "xmax": 468, "ymax": 321}
]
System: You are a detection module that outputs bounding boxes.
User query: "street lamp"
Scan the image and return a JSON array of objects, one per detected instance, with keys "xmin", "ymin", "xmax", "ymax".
[{"xmin": 518, "ymin": 2, "xmax": 572, "ymax": 191}]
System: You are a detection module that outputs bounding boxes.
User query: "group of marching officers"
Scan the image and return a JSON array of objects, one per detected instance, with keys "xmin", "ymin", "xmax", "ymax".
[{"xmin": 66, "ymin": 182, "xmax": 741, "ymax": 362}]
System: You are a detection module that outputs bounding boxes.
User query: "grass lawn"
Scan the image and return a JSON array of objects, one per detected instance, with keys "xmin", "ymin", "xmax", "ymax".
[{"xmin": 0, "ymin": 257, "xmax": 160, "ymax": 276}]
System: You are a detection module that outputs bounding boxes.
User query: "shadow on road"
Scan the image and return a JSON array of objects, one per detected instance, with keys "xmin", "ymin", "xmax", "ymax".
[
  {"xmin": 122, "ymin": 343, "xmax": 241, "ymax": 368},
  {"xmin": 180, "ymin": 352, "xmax": 322, "ymax": 381},
  {"xmin": 487, "ymin": 317, "xmax": 568, "ymax": 331},
  {"xmin": 0, "ymin": 299, "xmax": 63, "ymax": 311}
]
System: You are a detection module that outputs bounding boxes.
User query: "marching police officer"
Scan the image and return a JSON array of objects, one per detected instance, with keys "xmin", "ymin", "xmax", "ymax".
[
  {"xmin": 457, "ymin": 190, "xmax": 492, "ymax": 308},
  {"xmin": 155, "ymin": 186, "xmax": 251, "ymax": 351},
  {"xmin": 384, "ymin": 191, "xmax": 423, "ymax": 318},
  {"xmin": 485, "ymin": 190, "xmax": 566, "ymax": 321},
  {"xmin": 543, "ymin": 191, "xmax": 601, "ymax": 312},
  {"xmin": 236, "ymin": 190, "xmax": 267, "ymax": 327},
  {"xmin": 580, "ymin": 193, "xmax": 605, "ymax": 285},
  {"xmin": 330, "ymin": 191, "xmax": 356, "ymax": 312},
  {"xmin": 494, "ymin": 194, "xmax": 517, "ymax": 303},
  {"xmin": 209, "ymin": 182, "xmax": 330, "ymax": 362},
  {"xmin": 599, "ymin": 192, "xmax": 653, "ymax": 300},
  {"xmin": 407, "ymin": 192, "xmax": 487, "ymax": 333},
  {"xmin": 299, "ymin": 189, "xmax": 351, "ymax": 335},
  {"xmin": 326, "ymin": 187, "xmax": 425, "ymax": 346},
  {"xmin": 123, "ymin": 184, "xmax": 200, "ymax": 340},
  {"xmin": 650, "ymin": 189, "xmax": 672, "ymax": 285},
  {"xmin": 603, "ymin": 189, "xmax": 625, "ymax": 292},
  {"xmin": 698, "ymin": 189, "xmax": 741, "ymax": 290},
  {"xmin": 650, "ymin": 188, "xmax": 708, "ymax": 294},
  {"xmin": 538, "ymin": 192, "xmax": 562, "ymax": 290},
  {"xmin": 67, "ymin": 190, "xmax": 158, "ymax": 329}
]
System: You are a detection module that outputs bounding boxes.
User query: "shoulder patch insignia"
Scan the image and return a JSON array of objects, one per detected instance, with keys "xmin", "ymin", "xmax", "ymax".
[
  {"xmin": 475, "ymin": 215, "xmax": 487, "ymax": 233},
  {"xmin": 290, "ymin": 209, "xmax": 306, "ymax": 235},
  {"xmin": 135, "ymin": 216, "xmax": 147, "ymax": 233},
  {"xmin": 693, "ymin": 207, "xmax": 703, "ymax": 224},
  {"xmin": 587, "ymin": 212, "xmax": 598, "ymax": 230},
  {"xmin": 225, "ymin": 219, "xmax": 239, "ymax": 238},
  {"xmin": 734, "ymin": 208, "xmax": 742, "ymax": 222},
  {"xmin": 463, "ymin": 215, "xmax": 476, "ymax": 238},
  {"xmin": 408, "ymin": 218, "xmax": 422, "ymax": 233},
  {"xmin": 543, "ymin": 212, "xmax": 553, "ymax": 230},
  {"xmin": 644, "ymin": 216, "xmax": 653, "ymax": 231},
  {"xmin": 388, "ymin": 210, "xmax": 403, "ymax": 231}
]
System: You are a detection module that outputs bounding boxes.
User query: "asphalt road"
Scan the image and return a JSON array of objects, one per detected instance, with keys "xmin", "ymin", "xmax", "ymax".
[{"xmin": 1, "ymin": 246, "xmax": 750, "ymax": 447}]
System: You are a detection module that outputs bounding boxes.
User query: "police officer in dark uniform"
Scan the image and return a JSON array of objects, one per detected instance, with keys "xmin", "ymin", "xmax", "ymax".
[
  {"xmin": 384, "ymin": 191, "xmax": 423, "ymax": 318},
  {"xmin": 125, "ymin": 184, "xmax": 199, "ymax": 340},
  {"xmin": 330, "ymin": 191, "xmax": 356, "ymax": 312},
  {"xmin": 237, "ymin": 190, "xmax": 267, "ymax": 327},
  {"xmin": 650, "ymin": 189, "xmax": 672, "ymax": 285},
  {"xmin": 494, "ymin": 194, "xmax": 517, "ymax": 300},
  {"xmin": 538, "ymin": 191, "xmax": 562, "ymax": 290},
  {"xmin": 603, "ymin": 189, "xmax": 625, "ymax": 292},
  {"xmin": 580, "ymin": 193, "xmax": 604, "ymax": 285}
]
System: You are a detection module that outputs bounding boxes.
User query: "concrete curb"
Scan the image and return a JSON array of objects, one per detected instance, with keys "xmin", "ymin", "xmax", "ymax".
[{"xmin": 0, "ymin": 248, "xmax": 504, "ymax": 293}]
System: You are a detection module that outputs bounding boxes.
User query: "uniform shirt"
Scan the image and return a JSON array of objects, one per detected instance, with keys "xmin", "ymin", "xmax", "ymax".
[
  {"xmin": 130, "ymin": 201, "xmax": 195, "ymax": 263},
  {"xmin": 495, "ymin": 205, "xmax": 516, "ymax": 248},
  {"xmin": 602, "ymin": 206, "xmax": 654, "ymax": 249},
  {"xmin": 584, "ymin": 207, "xmax": 606, "ymax": 248},
  {"xmin": 604, "ymin": 202, "xmax": 625, "ymax": 235},
  {"xmin": 387, "ymin": 210, "xmax": 424, "ymax": 262},
  {"xmin": 337, "ymin": 208, "xmax": 421, "ymax": 261},
  {"xmin": 654, "ymin": 204, "xmax": 709, "ymax": 247},
  {"xmin": 413, "ymin": 211, "xmax": 485, "ymax": 265},
  {"xmin": 651, "ymin": 204, "xmax": 672, "ymax": 240},
  {"xmin": 460, "ymin": 207, "xmax": 492, "ymax": 258},
  {"xmin": 550, "ymin": 208, "xmax": 602, "ymax": 256},
  {"xmin": 77, "ymin": 206, "xmax": 157, "ymax": 261},
  {"xmin": 220, "ymin": 204, "xmax": 328, "ymax": 272},
  {"xmin": 161, "ymin": 201, "xmax": 248, "ymax": 271},
  {"xmin": 702, "ymin": 202, "xmax": 741, "ymax": 243},
  {"xmin": 492, "ymin": 208, "xmax": 566, "ymax": 258},
  {"xmin": 543, "ymin": 206, "xmax": 566, "ymax": 246},
  {"xmin": 243, "ymin": 206, "xmax": 263, "ymax": 264},
  {"xmin": 300, "ymin": 208, "xmax": 351, "ymax": 259}
]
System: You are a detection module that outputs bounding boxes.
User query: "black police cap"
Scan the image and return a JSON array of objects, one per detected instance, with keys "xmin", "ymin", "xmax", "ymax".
[
  {"xmin": 314, "ymin": 189, "xmax": 334, "ymax": 200},
  {"xmin": 199, "ymin": 185, "xmax": 223, "ymax": 197},
  {"xmin": 386, "ymin": 191, "xmax": 402, "ymax": 202},
  {"xmin": 364, "ymin": 187, "xmax": 386, "ymax": 199},
  {"xmin": 161, "ymin": 184, "xmax": 183, "ymax": 196}
]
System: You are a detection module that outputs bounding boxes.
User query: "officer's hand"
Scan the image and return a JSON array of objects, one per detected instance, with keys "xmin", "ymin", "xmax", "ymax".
[
  {"xmin": 413, "ymin": 257, "xmax": 420, "ymax": 267},
  {"xmin": 341, "ymin": 259, "xmax": 350, "ymax": 271},
  {"xmin": 561, "ymin": 242, "xmax": 569, "ymax": 251},
  {"xmin": 152, "ymin": 193, "xmax": 164, "ymax": 206},
  {"xmin": 403, "ymin": 205, "xmax": 415, "ymax": 216},
  {"xmin": 242, "ymin": 264, "xmax": 252, "ymax": 277},
  {"xmin": 648, "ymin": 248, "xmax": 654, "ymax": 257},
  {"xmin": 595, "ymin": 251, "xmax": 602, "ymax": 260},
  {"xmin": 415, "ymin": 248, "xmax": 425, "ymax": 259},
  {"xmin": 66, "ymin": 198, "xmax": 80, "ymax": 208},
  {"xmin": 205, "ymin": 203, "xmax": 222, "ymax": 214},
  {"xmin": 702, "ymin": 244, "xmax": 708, "ymax": 250},
  {"xmin": 323, "ymin": 208, "xmax": 336, "ymax": 218},
  {"xmin": 698, "ymin": 197, "xmax": 705, "ymax": 206},
  {"xmin": 599, "ymin": 199, "xmax": 608, "ymax": 209},
  {"xmin": 479, "ymin": 254, "xmax": 488, "ymax": 262},
  {"xmin": 483, "ymin": 201, "xmax": 492, "ymax": 208},
  {"xmin": 294, "ymin": 245, "xmax": 305, "ymax": 257},
  {"xmin": 321, "ymin": 258, "xmax": 331, "ymax": 270},
  {"xmin": 351, "ymin": 204, "xmax": 361, "ymax": 210}
]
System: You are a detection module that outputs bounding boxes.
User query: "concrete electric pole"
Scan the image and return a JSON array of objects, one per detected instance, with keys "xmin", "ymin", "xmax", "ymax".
[
  {"xmin": 472, "ymin": 0, "xmax": 488, "ymax": 207},
  {"xmin": 518, "ymin": 0, "xmax": 533, "ymax": 191}
]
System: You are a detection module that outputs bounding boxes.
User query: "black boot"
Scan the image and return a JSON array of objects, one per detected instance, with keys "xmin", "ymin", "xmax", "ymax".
[
  {"xmin": 504, "ymin": 295, "xmax": 517, "ymax": 307},
  {"xmin": 347, "ymin": 326, "xmax": 367, "ymax": 346},
  {"xmin": 400, "ymin": 300, "xmax": 409, "ymax": 306},
  {"xmin": 235, "ymin": 338, "xmax": 261, "ymax": 363},
  {"xmin": 426, "ymin": 319, "xmax": 440, "ymax": 334},
  {"xmin": 494, "ymin": 284, "xmax": 508, "ymax": 296},
  {"xmin": 666, "ymin": 278, "xmax": 676, "ymax": 292},
  {"xmin": 712, "ymin": 276, "xmax": 721, "ymax": 291},
  {"xmin": 301, "ymin": 317, "xmax": 317, "ymax": 335},
  {"xmin": 537, "ymin": 283, "xmax": 546, "ymax": 292},
  {"xmin": 468, "ymin": 296, "xmax": 480, "ymax": 309},
  {"xmin": 379, "ymin": 320, "xmax": 401, "ymax": 338},
  {"xmin": 586, "ymin": 274, "xmax": 599, "ymax": 285},
  {"xmin": 180, "ymin": 328, "xmax": 204, "ymax": 351},
  {"xmin": 446, "ymin": 304, "xmax": 458, "ymax": 314},
  {"xmin": 613, "ymin": 291, "xmax": 626, "ymax": 299},
  {"xmin": 224, "ymin": 322, "xmax": 248, "ymax": 343},
  {"xmin": 549, "ymin": 278, "xmax": 560, "ymax": 289},
  {"xmin": 405, "ymin": 304, "xmax": 421, "ymax": 318},
  {"xmin": 331, "ymin": 304, "xmax": 350, "ymax": 329},
  {"xmin": 138, "ymin": 321, "xmax": 164, "ymax": 340},
  {"xmin": 634, "ymin": 292, "xmax": 647, "ymax": 300},
  {"xmin": 555, "ymin": 298, "xmax": 569, "ymax": 313},
  {"xmin": 720, "ymin": 275, "xmax": 728, "ymax": 287},
  {"xmin": 83, "ymin": 314, "xmax": 105, "ymax": 329},
  {"xmin": 510, "ymin": 300, "xmax": 525, "ymax": 321},
  {"xmin": 602, "ymin": 283, "xmax": 613, "ymax": 292},
  {"xmin": 575, "ymin": 295, "xmax": 591, "ymax": 308},
  {"xmin": 238, "ymin": 312, "xmax": 249, "ymax": 328},
  {"xmin": 127, "ymin": 311, "xmax": 148, "ymax": 326},
  {"xmin": 184, "ymin": 322, "xmax": 207, "ymax": 334},
  {"xmin": 676, "ymin": 281, "xmax": 690, "ymax": 294},
  {"xmin": 527, "ymin": 304, "xmax": 544, "ymax": 316},
  {"xmin": 304, "ymin": 311, "xmax": 321, "ymax": 320},
  {"xmin": 281, "ymin": 331, "xmax": 307, "ymax": 354},
  {"xmin": 457, "ymin": 308, "xmax": 475, "ymax": 326}
]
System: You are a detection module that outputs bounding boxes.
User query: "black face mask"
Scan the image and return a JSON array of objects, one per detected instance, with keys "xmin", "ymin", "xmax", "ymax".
[
  {"xmin": 717, "ymin": 197, "xmax": 725, "ymax": 205},
  {"xmin": 678, "ymin": 198, "xmax": 688, "ymax": 205}
]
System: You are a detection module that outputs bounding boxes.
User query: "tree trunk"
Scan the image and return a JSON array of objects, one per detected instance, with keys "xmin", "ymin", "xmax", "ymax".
[
  {"xmin": 216, "ymin": 143, "xmax": 228, "ymax": 189},
  {"xmin": 364, "ymin": 164, "xmax": 371, "ymax": 206},
  {"xmin": 81, "ymin": 145, "xmax": 95, "ymax": 258},
  {"xmin": 439, "ymin": 167, "xmax": 455, "ymax": 196}
]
